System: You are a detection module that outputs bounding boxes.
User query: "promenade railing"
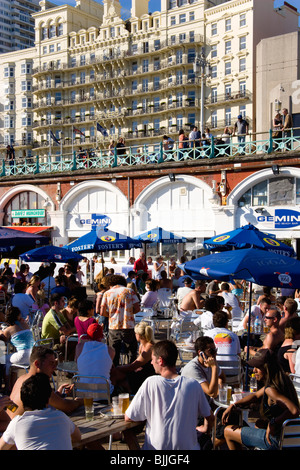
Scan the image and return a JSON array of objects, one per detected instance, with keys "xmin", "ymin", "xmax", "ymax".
[{"xmin": 1, "ymin": 128, "xmax": 299, "ymax": 177}]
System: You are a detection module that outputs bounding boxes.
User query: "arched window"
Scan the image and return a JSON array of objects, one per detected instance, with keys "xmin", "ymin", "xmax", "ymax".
[
  {"xmin": 238, "ymin": 177, "xmax": 300, "ymax": 207},
  {"xmin": 4, "ymin": 191, "xmax": 47, "ymax": 227}
]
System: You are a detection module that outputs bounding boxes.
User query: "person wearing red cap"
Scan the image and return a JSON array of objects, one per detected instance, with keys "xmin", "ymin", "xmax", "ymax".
[
  {"xmin": 75, "ymin": 323, "xmax": 115, "ymax": 394},
  {"xmin": 222, "ymin": 349, "xmax": 299, "ymax": 450}
]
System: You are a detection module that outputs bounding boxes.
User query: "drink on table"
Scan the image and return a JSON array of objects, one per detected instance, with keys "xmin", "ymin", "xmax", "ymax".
[
  {"xmin": 218, "ymin": 385, "xmax": 228, "ymax": 404},
  {"xmin": 119, "ymin": 393, "xmax": 130, "ymax": 413},
  {"xmin": 249, "ymin": 373, "xmax": 257, "ymax": 393},
  {"xmin": 84, "ymin": 397, "xmax": 94, "ymax": 420}
]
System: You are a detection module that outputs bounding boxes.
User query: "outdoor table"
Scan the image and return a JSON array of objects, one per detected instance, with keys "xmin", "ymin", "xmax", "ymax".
[
  {"xmin": 70, "ymin": 402, "xmax": 143, "ymax": 449},
  {"xmin": 144, "ymin": 315, "xmax": 174, "ymax": 340}
]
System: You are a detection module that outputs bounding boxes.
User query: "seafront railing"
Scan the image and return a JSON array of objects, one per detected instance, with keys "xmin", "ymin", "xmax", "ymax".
[{"xmin": 1, "ymin": 129, "xmax": 299, "ymax": 177}]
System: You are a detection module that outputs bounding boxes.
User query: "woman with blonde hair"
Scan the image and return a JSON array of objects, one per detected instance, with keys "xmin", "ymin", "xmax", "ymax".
[
  {"xmin": 26, "ymin": 275, "xmax": 41, "ymax": 302},
  {"xmin": 112, "ymin": 321, "xmax": 156, "ymax": 394}
]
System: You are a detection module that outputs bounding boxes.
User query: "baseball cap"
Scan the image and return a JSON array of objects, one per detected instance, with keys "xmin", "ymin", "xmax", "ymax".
[
  {"xmin": 87, "ymin": 322, "xmax": 103, "ymax": 341},
  {"xmin": 237, "ymin": 115, "xmax": 243, "ymax": 119},
  {"xmin": 247, "ymin": 349, "xmax": 273, "ymax": 368},
  {"xmin": 184, "ymin": 277, "xmax": 193, "ymax": 284}
]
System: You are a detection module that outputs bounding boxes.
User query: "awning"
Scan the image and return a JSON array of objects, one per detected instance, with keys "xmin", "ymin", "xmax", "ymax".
[{"xmin": 8, "ymin": 226, "xmax": 52, "ymax": 234}]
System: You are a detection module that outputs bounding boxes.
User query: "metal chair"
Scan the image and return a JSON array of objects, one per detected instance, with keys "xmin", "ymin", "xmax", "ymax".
[
  {"xmin": 72, "ymin": 374, "xmax": 113, "ymax": 449},
  {"xmin": 34, "ymin": 338, "xmax": 55, "ymax": 349},
  {"xmin": 216, "ymin": 354, "xmax": 242, "ymax": 386},
  {"xmin": 289, "ymin": 374, "xmax": 300, "ymax": 404},
  {"xmin": 279, "ymin": 418, "xmax": 300, "ymax": 450},
  {"xmin": 72, "ymin": 374, "xmax": 111, "ymax": 403}
]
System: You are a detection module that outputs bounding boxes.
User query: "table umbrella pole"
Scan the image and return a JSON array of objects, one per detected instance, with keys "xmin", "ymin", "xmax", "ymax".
[{"xmin": 245, "ymin": 281, "xmax": 253, "ymax": 391}]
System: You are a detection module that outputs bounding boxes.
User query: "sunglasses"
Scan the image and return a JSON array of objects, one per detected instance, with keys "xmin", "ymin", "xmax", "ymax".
[{"xmin": 264, "ymin": 316, "xmax": 275, "ymax": 320}]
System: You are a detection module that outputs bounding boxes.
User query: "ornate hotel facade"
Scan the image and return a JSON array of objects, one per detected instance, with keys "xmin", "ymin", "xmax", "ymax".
[{"xmin": 0, "ymin": 0, "xmax": 298, "ymax": 160}]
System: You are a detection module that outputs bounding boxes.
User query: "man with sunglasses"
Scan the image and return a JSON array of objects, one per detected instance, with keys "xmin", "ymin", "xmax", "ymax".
[
  {"xmin": 245, "ymin": 309, "xmax": 284, "ymax": 357},
  {"xmin": 181, "ymin": 336, "xmax": 226, "ymax": 399}
]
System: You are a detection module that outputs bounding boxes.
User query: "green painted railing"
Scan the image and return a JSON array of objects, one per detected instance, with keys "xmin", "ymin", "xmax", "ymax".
[{"xmin": 1, "ymin": 129, "xmax": 299, "ymax": 177}]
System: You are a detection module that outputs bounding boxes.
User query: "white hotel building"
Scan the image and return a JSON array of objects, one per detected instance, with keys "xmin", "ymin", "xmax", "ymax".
[{"xmin": 0, "ymin": 0, "xmax": 298, "ymax": 160}]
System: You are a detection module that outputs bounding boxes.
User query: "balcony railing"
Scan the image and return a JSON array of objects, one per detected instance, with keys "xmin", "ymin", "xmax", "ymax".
[{"xmin": 0, "ymin": 129, "xmax": 298, "ymax": 177}]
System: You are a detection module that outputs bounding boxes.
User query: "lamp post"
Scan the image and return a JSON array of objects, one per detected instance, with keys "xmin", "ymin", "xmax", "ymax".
[{"xmin": 193, "ymin": 50, "xmax": 211, "ymax": 135}]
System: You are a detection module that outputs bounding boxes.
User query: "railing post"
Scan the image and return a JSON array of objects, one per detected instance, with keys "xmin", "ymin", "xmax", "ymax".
[
  {"xmin": 291, "ymin": 127, "xmax": 294, "ymax": 151},
  {"xmin": 1, "ymin": 159, "xmax": 5, "ymax": 177},
  {"xmin": 268, "ymin": 129, "xmax": 273, "ymax": 154},
  {"xmin": 72, "ymin": 151, "xmax": 77, "ymax": 171},
  {"xmin": 112, "ymin": 147, "xmax": 118, "ymax": 168},
  {"xmin": 158, "ymin": 141, "xmax": 164, "ymax": 164},
  {"xmin": 209, "ymin": 135, "xmax": 215, "ymax": 159},
  {"xmin": 34, "ymin": 155, "xmax": 39, "ymax": 174}
]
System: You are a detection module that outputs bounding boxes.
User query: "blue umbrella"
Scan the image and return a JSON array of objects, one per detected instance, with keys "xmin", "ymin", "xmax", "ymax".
[
  {"xmin": 203, "ymin": 224, "xmax": 295, "ymax": 257},
  {"xmin": 180, "ymin": 248, "xmax": 300, "ymax": 390},
  {"xmin": 133, "ymin": 226, "xmax": 187, "ymax": 244},
  {"xmin": 63, "ymin": 228, "xmax": 143, "ymax": 253},
  {"xmin": 0, "ymin": 227, "xmax": 49, "ymax": 253},
  {"xmin": 179, "ymin": 248, "xmax": 300, "ymax": 287},
  {"xmin": 20, "ymin": 245, "xmax": 83, "ymax": 263}
]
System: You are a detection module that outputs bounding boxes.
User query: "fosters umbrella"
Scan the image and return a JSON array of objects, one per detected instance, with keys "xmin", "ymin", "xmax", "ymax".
[
  {"xmin": 179, "ymin": 248, "xmax": 300, "ymax": 389},
  {"xmin": 203, "ymin": 224, "xmax": 295, "ymax": 257},
  {"xmin": 64, "ymin": 227, "xmax": 143, "ymax": 273},
  {"xmin": 20, "ymin": 245, "xmax": 83, "ymax": 263},
  {"xmin": 64, "ymin": 227, "xmax": 143, "ymax": 253},
  {"xmin": 133, "ymin": 226, "xmax": 187, "ymax": 244}
]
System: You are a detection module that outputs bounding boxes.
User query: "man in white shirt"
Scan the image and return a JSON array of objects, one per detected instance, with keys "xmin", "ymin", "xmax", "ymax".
[
  {"xmin": 241, "ymin": 297, "xmax": 271, "ymax": 330},
  {"xmin": 0, "ymin": 373, "xmax": 81, "ymax": 450},
  {"xmin": 206, "ymin": 310, "xmax": 241, "ymax": 358},
  {"xmin": 11, "ymin": 281, "xmax": 34, "ymax": 320},
  {"xmin": 125, "ymin": 340, "xmax": 214, "ymax": 450},
  {"xmin": 219, "ymin": 282, "xmax": 243, "ymax": 321}
]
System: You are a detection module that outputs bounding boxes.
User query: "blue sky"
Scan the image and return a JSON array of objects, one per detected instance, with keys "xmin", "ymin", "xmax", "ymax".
[{"xmin": 51, "ymin": 0, "xmax": 300, "ymax": 19}]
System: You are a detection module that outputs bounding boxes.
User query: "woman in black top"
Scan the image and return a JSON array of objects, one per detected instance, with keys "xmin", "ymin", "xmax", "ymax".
[
  {"xmin": 222, "ymin": 349, "xmax": 299, "ymax": 450},
  {"xmin": 278, "ymin": 317, "xmax": 300, "ymax": 374}
]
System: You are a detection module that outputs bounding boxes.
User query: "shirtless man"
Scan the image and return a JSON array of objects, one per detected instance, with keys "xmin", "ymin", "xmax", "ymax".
[
  {"xmin": 180, "ymin": 280, "xmax": 206, "ymax": 312},
  {"xmin": 245, "ymin": 309, "xmax": 284, "ymax": 357},
  {"xmin": 7, "ymin": 346, "xmax": 82, "ymax": 419}
]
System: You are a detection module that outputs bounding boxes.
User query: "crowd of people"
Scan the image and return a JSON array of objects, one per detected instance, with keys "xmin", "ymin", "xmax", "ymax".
[{"xmin": 0, "ymin": 254, "xmax": 298, "ymax": 450}]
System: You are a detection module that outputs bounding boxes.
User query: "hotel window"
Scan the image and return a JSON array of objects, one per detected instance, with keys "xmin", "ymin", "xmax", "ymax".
[
  {"xmin": 179, "ymin": 14, "xmax": 186, "ymax": 24},
  {"xmin": 211, "ymin": 87, "xmax": 217, "ymax": 103},
  {"xmin": 211, "ymin": 44, "xmax": 217, "ymax": 59},
  {"xmin": 211, "ymin": 111, "xmax": 217, "ymax": 128},
  {"xmin": 225, "ymin": 40, "xmax": 231, "ymax": 55},
  {"xmin": 189, "ymin": 31, "xmax": 195, "ymax": 43},
  {"xmin": 225, "ymin": 18, "xmax": 231, "ymax": 31},
  {"xmin": 239, "ymin": 36, "xmax": 246, "ymax": 51},
  {"xmin": 225, "ymin": 107, "xmax": 231, "ymax": 126},
  {"xmin": 189, "ymin": 11, "xmax": 195, "ymax": 21},
  {"xmin": 240, "ymin": 13, "xmax": 246, "ymax": 27},
  {"xmin": 211, "ymin": 65, "xmax": 217, "ymax": 79},
  {"xmin": 154, "ymin": 39, "xmax": 160, "ymax": 50},
  {"xmin": 58, "ymin": 23, "xmax": 63, "ymax": 36},
  {"xmin": 142, "ymin": 59, "xmax": 149, "ymax": 73},
  {"xmin": 154, "ymin": 76, "xmax": 160, "ymax": 90},
  {"xmin": 239, "ymin": 57, "xmax": 246, "ymax": 72},
  {"xmin": 211, "ymin": 23, "xmax": 217, "ymax": 36},
  {"xmin": 170, "ymin": 16, "xmax": 176, "ymax": 26},
  {"xmin": 142, "ymin": 79, "xmax": 148, "ymax": 92},
  {"xmin": 225, "ymin": 62, "xmax": 231, "ymax": 76}
]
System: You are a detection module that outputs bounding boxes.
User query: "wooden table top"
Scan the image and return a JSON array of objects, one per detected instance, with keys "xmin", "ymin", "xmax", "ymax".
[{"xmin": 70, "ymin": 403, "xmax": 142, "ymax": 449}]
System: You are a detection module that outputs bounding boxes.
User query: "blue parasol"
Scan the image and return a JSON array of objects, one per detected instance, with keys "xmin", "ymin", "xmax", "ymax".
[
  {"xmin": 63, "ymin": 227, "xmax": 143, "ymax": 253},
  {"xmin": 133, "ymin": 226, "xmax": 187, "ymax": 244},
  {"xmin": 203, "ymin": 224, "xmax": 295, "ymax": 257},
  {"xmin": 0, "ymin": 227, "xmax": 49, "ymax": 253},
  {"xmin": 179, "ymin": 248, "xmax": 300, "ymax": 389},
  {"xmin": 20, "ymin": 245, "xmax": 83, "ymax": 263}
]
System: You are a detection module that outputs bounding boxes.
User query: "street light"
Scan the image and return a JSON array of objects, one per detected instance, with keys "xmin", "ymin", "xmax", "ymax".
[{"xmin": 193, "ymin": 51, "xmax": 212, "ymax": 135}]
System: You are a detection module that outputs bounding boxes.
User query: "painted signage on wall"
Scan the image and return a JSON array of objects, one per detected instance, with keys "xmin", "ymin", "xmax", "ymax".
[
  {"xmin": 257, "ymin": 209, "xmax": 300, "ymax": 229},
  {"xmin": 80, "ymin": 214, "xmax": 112, "ymax": 228},
  {"xmin": 12, "ymin": 209, "xmax": 45, "ymax": 218}
]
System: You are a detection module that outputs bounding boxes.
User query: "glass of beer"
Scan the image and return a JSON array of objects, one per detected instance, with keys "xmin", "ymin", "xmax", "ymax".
[
  {"xmin": 119, "ymin": 393, "xmax": 130, "ymax": 414},
  {"xmin": 84, "ymin": 397, "xmax": 94, "ymax": 421}
]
